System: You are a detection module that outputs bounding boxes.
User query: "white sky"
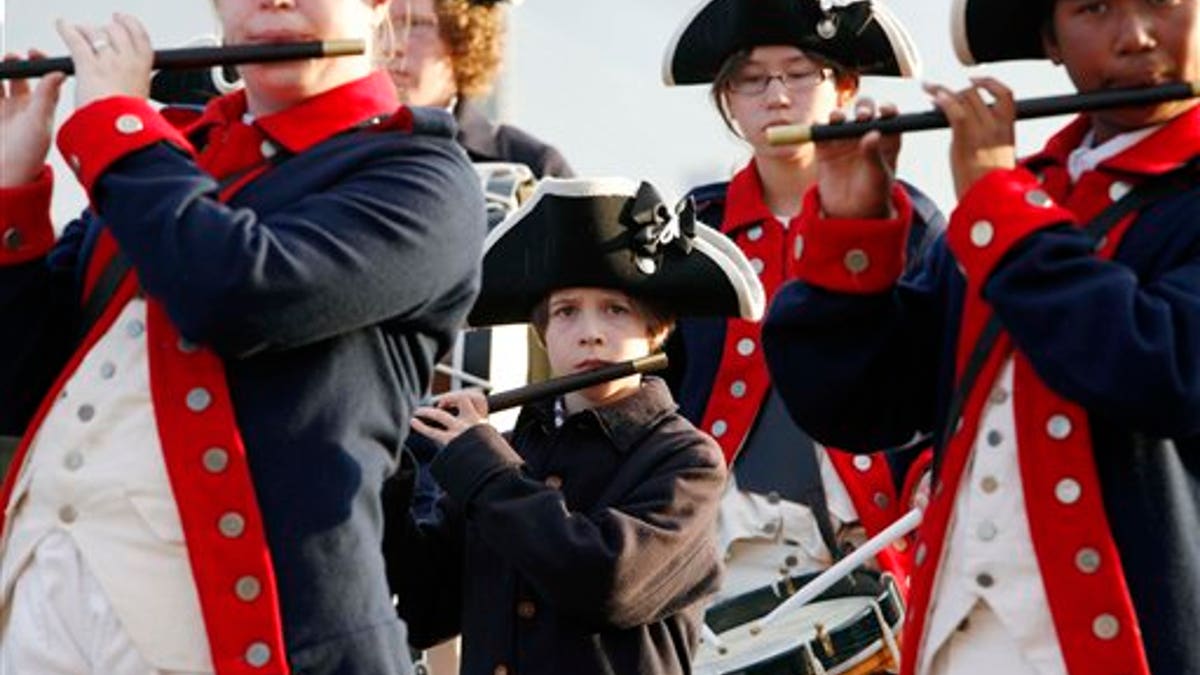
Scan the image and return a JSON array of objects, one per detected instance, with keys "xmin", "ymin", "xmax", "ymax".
[{"xmin": 4, "ymin": 0, "xmax": 1075, "ymax": 221}]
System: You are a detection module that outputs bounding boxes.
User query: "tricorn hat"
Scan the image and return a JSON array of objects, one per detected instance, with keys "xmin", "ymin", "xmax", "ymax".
[
  {"xmin": 662, "ymin": 0, "xmax": 920, "ymax": 86},
  {"xmin": 951, "ymin": 0, "xmax": 1052, "ymax": 65},
  {"xmin": 467, "ymin": 178, "xmax": 766, "ymax": 327}
]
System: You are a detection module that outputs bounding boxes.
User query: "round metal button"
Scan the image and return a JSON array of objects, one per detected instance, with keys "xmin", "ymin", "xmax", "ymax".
[
  {"xmin": 1055, "ymin": 478, "xmax": 1082, "ymax": 505},
  {"xmin": 636, "ymin": 256, "xmax": 658, "ymax": 275},
  {"xmin": 125, "ymin": 320, "xmax": 145, "ymax": 338},
  {"xmin": 843, "ymin": 249, "xmax": 870, "ymax": 274},
  {"xmin": 969, "ymin": 220, "xmax": 995, "ymax": 248},
  {"xmin": 1095, "ymin": 235, "xmax": 1109, "ymax": 252},
  {"xmin": 100, "ymin": 362, "xmax": 116, "ymax": 379},
  {"xmin": 784, "ymin": 554, "xmax": 799, "ymax": 567},
  {"xmin": 59, "ymin": 504, "xmax": 78, "ymax": 524},
  {"xmin": 762, "ymin": 522, "xmax": 777, "ymax": 534},
  {"xmin": 980, "ymin": 476, "xmax": 999, "ymax": 494},
  {"xmin": 730, "ymin": 380, "xmax": 747, "ymax": 398},
  {"xmin": 115, "ymin": 113, "xmax": 145, "ymax": 134},
  {"xmin": 178, "ymin": 337, "xmax": 199, "ymax": 354},
  {"xmin": 853, "ymin": 456, "xmax": 873, "ymax": 472},
  {"xmin": 750, "ymin": 258, "xmax": 765, "ymax": 275},
  {"xmin": 2, "ymin": 228, "xmax": 23, "ymax": 251},
  {"xmin": 793, "ymin": 234, "xmax": 805, "ymax": 260},
  {"xmin": 1025, "ymin": 189, "xmax": 1053, "ymax": 208},
  {"xmin": 989, "ymin": 387, "xmax": 1009, "ymax": 405},
  {"xmin": 516, "ymin": 600, "xmax": 536, "ymax": 619},
  {"xmin": 976, "ymin": 572, "xmax": 995, "ymax": 588},
  {"xmin": 747, "ymin": 225, "xmax": 764, "ymax": 242},
  {"xmin": 68, "ymin": 154, "xmax": 82, "ymax": 172},
  {"xmin": 544, "ymin": 475, "xmax": 563, "ymax": 490},
  {"xmin": 245, "ymin": 641, "xmax": 271, "ymax": 667},
  {"xmin": 766, "ymin": 491, "xmax": 781, "ymax": 505},
  {"xmin": 219, "ymin": 512, "xmax": 246, "ymax": 538},
  {"xmin": 977, "ymin": 521, "xmax": 998, "ymax": 542},
  {"xmin": 187, "ymin": 388, "xmax": 213, "ymax": 412},
  {"xmin": 64, "ymin": 451, "xmax": 84, "ymax": 471},
  {"xmin": 892, "ymin": 538, "xmax": 909, "ymax": 552},
  {"xmin": 236, "ymin": 576, "xmax": 262, "ymax": 601},
  {"xmin": 710, "ymin": 420, "xmax": 728, "ymax": 437},
  {"xmin": 915, "ymin": 542, "xmax": 927, "ymax": 566},
  {"xmin": 203, "ymin": 447, "xmax": 230, "ymax": 474},
  {"xmin": 1075, "ymin": 548, "xmax": 1101, "ymax": 574},
  {"xmin": 873, "ymin": 492, "xmax": 890, "ymax": 509},
  {"xmin": 1108, "ymin": 180, "xmax": 1131, "ymax": 203},
  {"xmin": 954, "ymin": 417, "xmax": 964, "ymax": 435},
  {"xmin": 493, "ymin": 666, "xmax": 510, "ymax": 675},
  {"xmin": 260, "ymin": 140, "xmax": 278, "ymax": 159},
  {"xmin": 1092, "ymin": 614, "xmax": 1120, "ymax": 640},
  {"xmin": 1046, "ymin": 414, "xmax": 1072, "ymax": 440},
  {"xmin": 986, "ymin": 429, "xmax": 1003, "ymax": 447},
  {"xmin": 77, "ymin": 404, "xmax": 95, "ymax": 422},
  {"xmin": 736, "ymin": 338, "xmax": 756, "ymax": 357}
]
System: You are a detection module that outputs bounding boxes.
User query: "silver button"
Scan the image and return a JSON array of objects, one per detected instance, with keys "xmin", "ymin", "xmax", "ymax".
[
  {"xmin": 125, "ymin": 319, "xmax": 145, "ymax": 338},
  {"xmin": 750, "ymin": 257, "xmax": 765, "ymax": 275},
  {"xmin": 100, "ymin": 362, "xmax": 116, "ymax": 379},
  {"xmin": 59, "ymin": 505, "xmax": 78, "ymax": 524},
  {"xmin": 235, "ymin": 575, "xmax": 262, "ymax": 602},
  {"xmin": 68, "ymin": 155, "xmax": 82, "ymax": 172},
  {"xmin": 1055, "ymin": 477, "xmax": 1082, "ymax": 504},
  {"xmin": 893, "ymin": 538, "xmax": 909, "ymax": 552},
  {"xmin": 2, "ymin": 228, "xmax": 23, "ymax": 251},
  {"xmin": 219, "ymin": 512, "xmax": 246, "ymax": 538},
  {"xmin": 1092, "ymin": 614, "xmax": 1120, "ymax": 640},
  {"xmin": 203, "ymin": 447, "xmax": 230, "ymax": 473},
  {"xmin": 1108, "ymin": 180, "xmax": 1131, "ymax": 203},
  {"xmin": 1075, "ymin": 547, "xmax": 1101, "ymax": 574},
  {"xmin": 1025, "ymin": 189, "xmax": 1053, "ymax": 208},
  {"xmin": 915, "ymin": 542, "xmax": 927, "ymax": 566},
  {"xmin": 77, "ymin": 404, "xmax": 95, "ymax": 422},
  {"xmin": 187, "ymin": 388, "xmax": 213, "ymax": 412},
  {"xmin": 989, "ymin": 387, "xmax": 1009, "ymax": 405},
  {"xmin": 736, "ymin": 338, "xmax": 756, "ymax": 357},
  {"xmin": 64, "ymin": 451, "xmax": 84, "ymax": 471},
  {"xmin": 980, "ymin": 476, "xmax": 999, "ymax": 494},
  {"xmin": 766, "ymin": 491, "xmax": 781, "ymax": 505},
  {"xmin": 793, "ymin": 234, "xmax": 805, "ymax": 260},
  {"xmin": 954, "ymin": 416, "xmax": 964, "ymax": 434},
  {"xmin": 636, "ymin": 256, "xmax": 658, "ymax": 275},
  {"xmin": 853, "ymin": 456, "xmax": 873, "ymax": 472},
  {"xmin": 730, "ymin": 380, "xmax": 747, "ymax": 398},
  {"xmin": 969, "ymin": 220, "xmax": 995, "ymax": 248},
  {"xmin": 1046, "ymin": 414, "xmax": 1072, "ymax": 440},
  {"xmin": 710, "ymin": 420, "xmax": 728, "ymax": 437},
  {"xmin": 245, "ymin": 642, "xmax": 272, "ymax": 667},
  {"xmin": 976, "ymin": 572, "xmax": 995, "ymax": 588},
  {"xmin": 762, "ymin": 522, "xmax": 777, "ymax": 534},
  {"xmin": 986, "ymin": 429, "xmax": 1003, "ymax": 446},
  {"xmin": 747, "ymin": 225, "xmax": 764, "ymax": 241},
  {"xmin": 1095, "ymin": 235, "xmax": 1109, "ymax": 251},
  {"xmin": 178, "ymin": 337, "xmax": 199, "ymax": 354},
  {"xmin": 977, "ymin": 521, "xmax": 998, "ymax": 541},
  {"xmin": 873, "ymin": 492, "xmax": 890, "ymax": 509},
  {"xmin": 843, "ymin": 249, "xmax": 869, "ymax": 274},
  {"xmin": 115, "ymin": 113, "xmax": 145, "ymax": 134},
  {"xmin": 259, "ymin": 139, "xmax": 278, "ymax": 159}
]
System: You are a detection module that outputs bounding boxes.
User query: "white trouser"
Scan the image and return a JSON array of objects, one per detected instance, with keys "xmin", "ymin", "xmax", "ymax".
[
  {"xmin": 0, "ymin": 531, "xmax": 209, "ymax": 675},
  {"xmin": 927, "ymin": 602, "xmax": 1044, "ymax": 675}
]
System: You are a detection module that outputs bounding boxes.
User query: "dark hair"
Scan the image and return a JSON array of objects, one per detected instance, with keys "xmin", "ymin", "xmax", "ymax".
[
  {"xmin": 530, "ymin": 291, "xmax": 676, "ymax": 352},
  {"xmin": 710, "ymin": 47, "xmax": 859, "ymax": 137}
]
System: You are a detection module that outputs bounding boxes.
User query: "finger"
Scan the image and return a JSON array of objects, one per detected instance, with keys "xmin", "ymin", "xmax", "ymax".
[
  {"xmin": 827, "ymin": 108, "xmax": 847, "ymax": 125},
  {"xmin": 55, "ymin": 19, "xmax": 96, "ymax": 63},
  {"xmin": 464, "ymin": 390, "xmax": 489, "ymax": 417},
  {"xmin": 98, "ymin": 22, "xmax": 129, "ymax": 56},
  {"xmin": 115, "ymin": 13, "xmax": 153, "ymax": 56},
  {"xmin": 410, "ymin": 417, "xmax": 449, "ymax": 444},
  {"xmin": 417, "ymin": 406, "xmax": 458, "ymax": 427},
  {"xmin": 971, "ymin": 76, "xmax": 1016, "ymax": 123},
  {"xmin": 958, "ymin": 85, "xmax": 992, "ymax": 128},
  {"xmin": 878, "ymin": 101, "xmax": 899, "ymax": 119},
  {"xmin": 853, "ymin": 96, "xmax": 877, "ymax": 123},
  {"xmin": 32, "ymin": 73, "xmax": 66, "ymax": 115},
  {"xmin": 3, "ymin": 53, "xmax": 27, "ymax": 97},
  {"xmin": 926, "ymin": 84, "xmax": 969, "ymax": 127}
]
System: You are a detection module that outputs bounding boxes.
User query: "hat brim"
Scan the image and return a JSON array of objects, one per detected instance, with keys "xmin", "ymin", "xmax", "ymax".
[
  {"xmin": 467, "ymin": 178, "xmax": 765, "ymax": 327},
  {"xmin": 662, "ymin": 0, "xmax": 921, "ymax": 86},
  {"xmin": 951, "ymin": 0, "xmax": 1048, "ymax": 65}
]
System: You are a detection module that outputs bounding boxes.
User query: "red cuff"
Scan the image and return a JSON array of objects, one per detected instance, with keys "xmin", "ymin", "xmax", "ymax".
[
  {"xmin": 947, "ymin": 167, "xmax": 1074, "ymax": 287},
  {"xmin": 791, "ymin": 183, "xmax": 913, "ymax": 294},
  {"xmin": 0, "ymin": 166, "xmax": 56, "ymax": 265},
  {"xmin": 56, "ymin": 96, "xmax": 195, "ymax": 197}
]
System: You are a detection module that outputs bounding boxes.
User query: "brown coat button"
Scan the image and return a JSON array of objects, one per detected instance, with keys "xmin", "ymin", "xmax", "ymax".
[{"xmin": 516, "ymin": 600, "xmax": 536, "ymax": 620}]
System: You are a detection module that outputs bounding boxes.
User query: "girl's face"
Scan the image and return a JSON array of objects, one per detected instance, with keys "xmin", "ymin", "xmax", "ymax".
[
  {"xmin": 387, "ymin": 0, "xmax": 457, "ymax": 106},
  {"xmin": 543, "ymin": 287, "xmax": 665, "ymax": 410},
  {"xmin": 722, "ymin": 45, "xmax": 855, "ymax": 161},
  {"xmin": 216, "ymin": 0, "xmax": 388, "ymax": 114}
]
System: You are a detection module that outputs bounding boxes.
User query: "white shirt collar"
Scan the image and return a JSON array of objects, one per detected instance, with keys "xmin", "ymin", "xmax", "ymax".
[{"xmin": 1066, "ymin": 124, "xmax": 1162, "ymax": 182}]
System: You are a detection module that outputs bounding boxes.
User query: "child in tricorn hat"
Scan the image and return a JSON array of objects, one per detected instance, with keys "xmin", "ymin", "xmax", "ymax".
[
  {"xmin": 386, "ymin": 177, "xmax": 765, "ymax": 675},
  {"xmin": 763, "ymin": 0, "xmax": 1200, "ymax": 673}
]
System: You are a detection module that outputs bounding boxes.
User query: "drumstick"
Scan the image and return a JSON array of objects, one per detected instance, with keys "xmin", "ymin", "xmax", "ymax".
[{"xmin": 754, "ymin": 508, "xmax": 924, "ymax": 631}]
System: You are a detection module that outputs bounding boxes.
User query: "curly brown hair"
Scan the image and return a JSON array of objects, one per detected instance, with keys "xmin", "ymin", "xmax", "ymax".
[{"xmin": 435, "ymin": 0, "xmax": 507, "ymax": 98}]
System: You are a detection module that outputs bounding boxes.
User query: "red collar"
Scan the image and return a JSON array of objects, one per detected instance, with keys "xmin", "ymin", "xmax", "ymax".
[
  {"xmin": 187, "ymin": 71, "xmax": 400, "ymax": 154},
  {"xmin": 721, "ymin": 160, "xmax": 777, "ymax": 234},
  {"xmin": 1028, "ymin": 102, "xmax": 1200, "ymax": 176}
]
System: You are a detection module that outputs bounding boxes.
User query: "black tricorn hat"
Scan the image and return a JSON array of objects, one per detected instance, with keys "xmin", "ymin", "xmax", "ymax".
[
  {"xmin": 467, "ymin": 178, "xmax": 766, "ymax": 327},
  {"xmin": 662, "ymin": 0, "xmax": 920, "ymax": 85},
  {"xmin": 952, "ymin": 0, "xmax": 1051, "ymax": 64}
]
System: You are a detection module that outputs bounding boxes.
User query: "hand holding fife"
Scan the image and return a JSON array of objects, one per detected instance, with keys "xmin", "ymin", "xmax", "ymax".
[
  {"xmin": 411, "ymin": 389, "xmax": 490, "ymax": 449},
  {"xmin": 925, "ymin": 77, "xmax": 1018, "ymax": 199},
  {"xmin": 814, "ymin": 97, "xmax": 901, "ymax": 219},
  {"xmin": 0, "ymin": 51, "xmax": 65, "ymax": 188},
  {"xmin": 55, "ymin": 13, "xmax": 153, "ymax": 109}
]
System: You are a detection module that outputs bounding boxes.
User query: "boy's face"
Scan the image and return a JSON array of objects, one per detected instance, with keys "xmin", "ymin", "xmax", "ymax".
[
  {"xmin": 543, "ymin": 288, "xmax": 662, "ymax": 409},
  {"xmin": 1044, "ymin": 0, "xmax": 1200, "ymax": 140},
  {"xmin": 387, "ymin": 0, "xmax": 457, "ymax": 106}
]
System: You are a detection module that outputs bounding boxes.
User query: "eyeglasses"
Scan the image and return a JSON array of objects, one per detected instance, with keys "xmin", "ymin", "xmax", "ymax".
[{"xmin": 726, "ymin": 69, "xmax": 829, "ymax": 96}]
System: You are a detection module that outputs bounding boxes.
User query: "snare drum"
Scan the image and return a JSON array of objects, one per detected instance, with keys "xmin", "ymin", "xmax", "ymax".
[{"xmin": 695, "ymin": 572, "xmax": 903, "ymax": 675}]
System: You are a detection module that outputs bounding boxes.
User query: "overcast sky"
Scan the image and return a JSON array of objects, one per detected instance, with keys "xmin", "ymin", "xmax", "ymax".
[{"xmin": 4, "ymin": 0, "xmax": 1075, "ymax": 222}]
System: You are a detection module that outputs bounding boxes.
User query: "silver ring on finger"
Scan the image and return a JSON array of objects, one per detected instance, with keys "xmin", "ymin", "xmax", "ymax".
[{"xmin": 90, "ymin": 38, "xmax": 110, "ymax": 52}]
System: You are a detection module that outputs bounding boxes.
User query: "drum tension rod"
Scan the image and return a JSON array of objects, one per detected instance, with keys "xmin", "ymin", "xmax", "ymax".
[{"xmin": 814, "ymin": 623, "xmax": 836, "ymax": 659}]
